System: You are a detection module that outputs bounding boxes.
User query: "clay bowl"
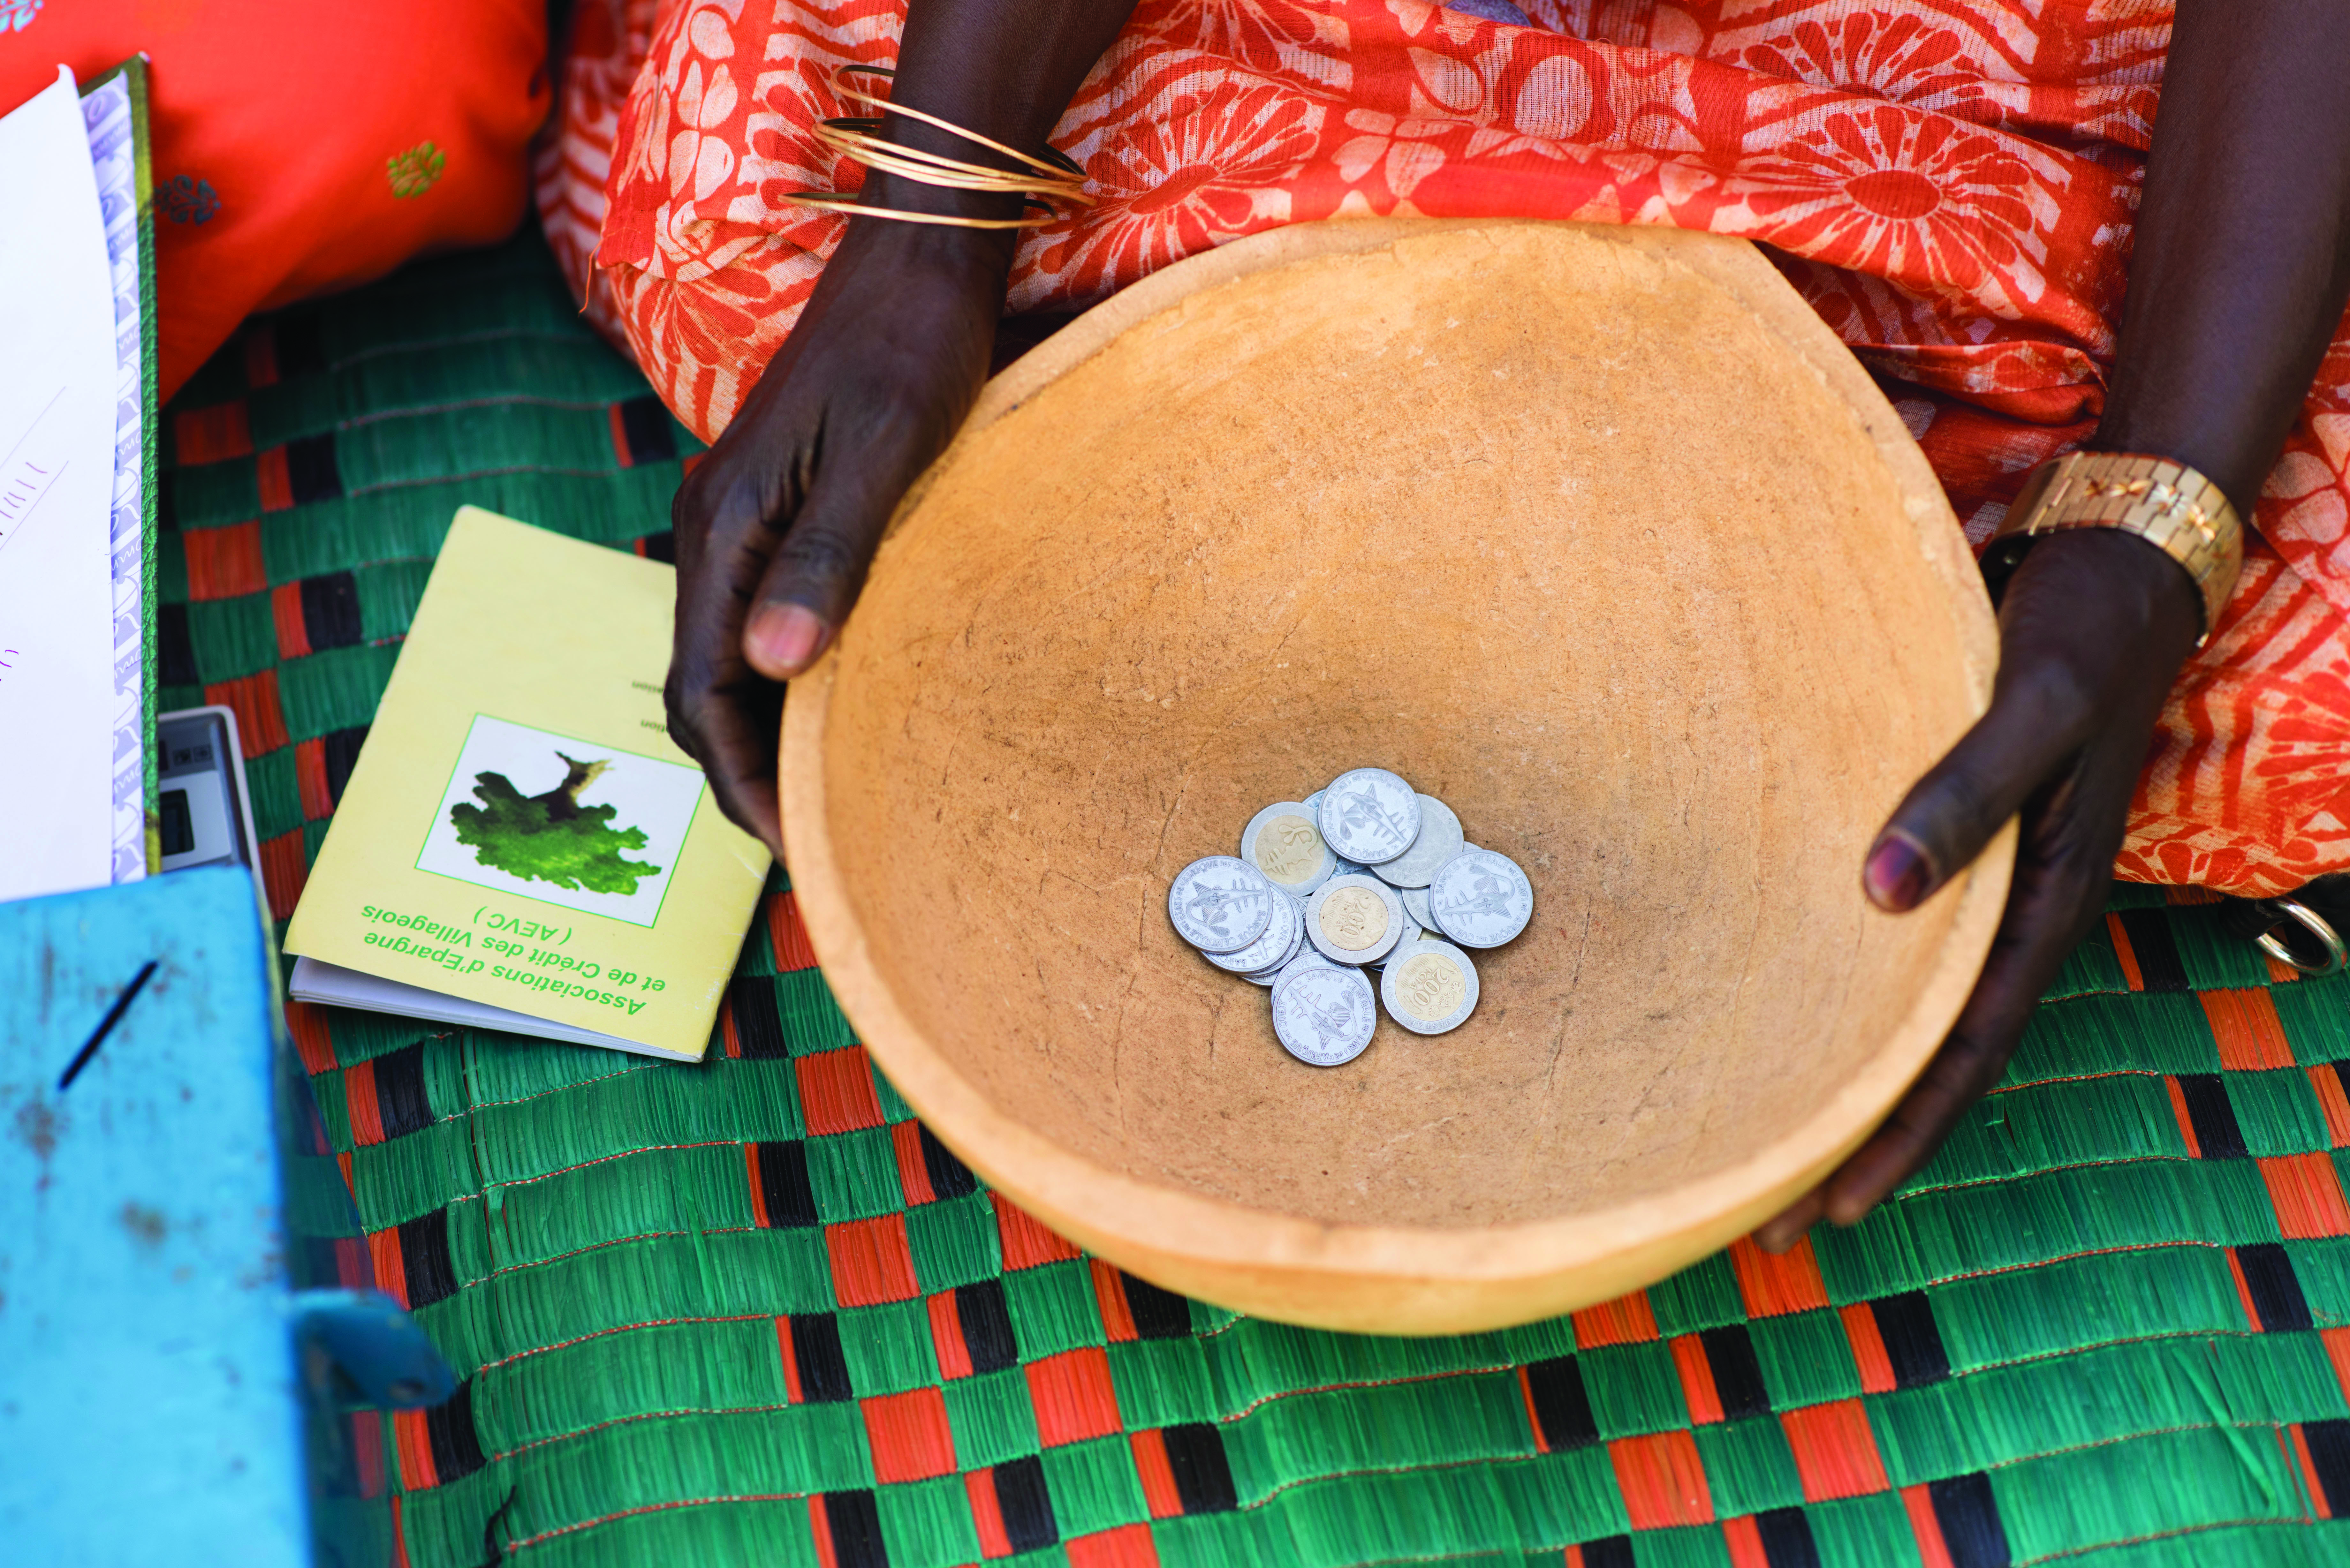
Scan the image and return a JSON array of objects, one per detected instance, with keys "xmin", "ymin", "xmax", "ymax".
[{"xmin": 782, "ymin": 219, "xmax": 2011, "ymax": 1334}]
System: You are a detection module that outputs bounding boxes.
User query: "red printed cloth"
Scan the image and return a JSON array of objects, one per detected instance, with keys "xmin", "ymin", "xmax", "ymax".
[{"xmin": 545, "ymin": 0, "xmax": 2350, "ymax": 896}]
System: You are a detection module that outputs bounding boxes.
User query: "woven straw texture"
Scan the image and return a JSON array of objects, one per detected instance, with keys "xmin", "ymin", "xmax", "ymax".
[{"xmin": 157, "ymin": 228, "xmax": 2350, "ymax": 1568}]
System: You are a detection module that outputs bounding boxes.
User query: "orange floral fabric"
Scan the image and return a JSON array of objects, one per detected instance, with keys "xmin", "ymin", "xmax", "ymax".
[{"xmin": 550, "ymin": 0, "xmax": 2350, "ymax": 895}]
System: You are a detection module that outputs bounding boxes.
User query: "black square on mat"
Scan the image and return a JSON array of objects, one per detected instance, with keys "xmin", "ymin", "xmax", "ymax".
[
  {"xmin": 788, "ymin": 1312, "xmax": 854, "ymax": 1403},
  {"xmin": 752, "ymin": 1140, "xmax": 819, "ymax": 1228},
  {"xmin": 821, "ymin": 1490, "xmax": 888, "ymax": 1568},
  {"xmin": 2174, "ymin": 1073, "xmax": 2248, "ymax": 1159},
  {"xmin": 1755, "ymin": 1506, "xmax": 1822, "ymax": 1568},
  {"xmin": 2236, "ymin": 1243, "xmax": 2313, "ymax": 1332},
  {"xmin": 299, "ymin": 571, "xmax": 363, "ymax": 651},
  {"xmin": 729, "ymin": 976, "xmax": 789, "ymax": 1059},
  {"xmin": 955, "ymin": 1280, "xmax": 1020, "ymax": 1375},
  {"xmin": 1700, "ymin": 1324, "xmax": 1772, "ymax": 1420},
  {"xmin": 1122, "ymin": 1270, "xmax": 1194, "ymax": 1339},
  {"xmin": 370, "ymin": 1042, "xmax": 435, "ymax": 1140},
  {"xmin": 397, "ymin": 1207, "xmax": 458, "ymax": 1310},
  {"xmin": 1928, "ymin": 1471, "xmax": 2012, "ymax": 1568},
  {"xmin": 1523, "ymin": 1356, "xmax": 1599, "ymax": 1451},
  {"xmin": 2113, "ymin": 908, "xmax": 2189, "ymax": 992},
  {"xmin": 919, "ymin": 1123, "xmax": 977, "ymax": 1200},
  {"xmin": 285, "ymin": 432, "xmax": 344, "ymax": 505},
  {"xmin": 1870, "ymin": 1292, "xmax": 1951, "ymax": 1387},
  {"xmin": 992, "ymin": 1455, "xmax": 1059, "ymax": 1551},
  {"xmin": 426, "ymin": 1378, "xmax": 487, "ymax": 1483},
  {"xmin": 1162, "ymin": 1422, "xmax": 1238, "ymax": 1514}
]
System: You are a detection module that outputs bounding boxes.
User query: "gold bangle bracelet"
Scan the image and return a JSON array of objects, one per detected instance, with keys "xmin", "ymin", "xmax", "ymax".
[
  {"xmin": 780, "ymin": 192, "xmax": 1056, "ymax": 230},
  {"xmin": 1985, "ymin": 450, "xmax": 2246, "ymax": 643},
  {"xmin": 831, "ymin": 64, "xmax": 1089, "ymax": 188},
  {"xmin": 812, "ymin": 120, "xmax": 1093, "ymax": 206}
]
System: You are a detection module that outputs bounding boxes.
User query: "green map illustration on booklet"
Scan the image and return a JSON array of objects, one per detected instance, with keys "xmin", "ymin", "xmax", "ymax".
[{"xmin": 285, "ymin": 508, "xmax": 770, "ymax": 1059}]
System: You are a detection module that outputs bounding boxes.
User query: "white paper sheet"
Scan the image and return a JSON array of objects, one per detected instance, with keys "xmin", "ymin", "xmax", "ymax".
[{"xmin": 0, "ymin": 69, "xmax": 123, "ymax": 900}]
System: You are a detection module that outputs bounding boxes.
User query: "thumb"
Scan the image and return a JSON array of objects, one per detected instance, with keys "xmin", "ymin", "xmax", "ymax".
[
  {"xmin": 739, "ymin": 460, "xmax": 907, "ymax": 681},
  {"xmin": 1863, "ymin": 669, "xmax": 2092, "ymax": 912}
]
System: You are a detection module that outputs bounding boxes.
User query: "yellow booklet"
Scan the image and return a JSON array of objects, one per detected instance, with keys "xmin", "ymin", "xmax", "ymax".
[{"xmin": 284, "ymin": 508, "xmax": 769, "ymax": 1060}]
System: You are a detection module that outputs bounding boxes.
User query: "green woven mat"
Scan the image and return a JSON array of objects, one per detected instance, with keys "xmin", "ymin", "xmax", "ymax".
[{"xmin": 157, "ymin": 226, "xmax": 2350, "ymax": 1568}]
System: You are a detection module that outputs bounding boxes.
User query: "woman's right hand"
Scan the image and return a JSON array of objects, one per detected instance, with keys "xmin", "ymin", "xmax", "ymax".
[{"xmin": 664, "ymin": 217, "xmax": 1013, "ymax": 857}]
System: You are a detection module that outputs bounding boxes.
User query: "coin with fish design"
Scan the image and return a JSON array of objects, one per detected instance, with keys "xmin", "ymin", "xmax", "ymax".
[
  {"xmin": 1317, "ymin": 769, "xmax": 1421, "ymax": 864},
  {"xmin": 1427, "ymin": 848, "xmax": 1534, "ymax": 948},
  {"xmin": 1168, "ymin": 856, "xmax": 1277, "ymax": 953},
  {"xmin": 1206, "ymin": 886, "xmax": 1300, "ymax": 975},
  {"xmin": 1272, "ymin": 963, "xmax": 1377, "ymax": 1067}
]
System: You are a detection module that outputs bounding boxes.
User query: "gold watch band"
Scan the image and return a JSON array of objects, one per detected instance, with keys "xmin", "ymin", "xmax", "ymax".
[{"xmin": 1990, "ymin": 451, "xmax": 2245, "ymax": 642}]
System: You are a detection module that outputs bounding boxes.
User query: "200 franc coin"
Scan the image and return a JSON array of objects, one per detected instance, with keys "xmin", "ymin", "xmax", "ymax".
[
  {"xmin": 1305, "ymin": 873, "xmax": 1406, "ymax": 966},
  {"xmin": 1372, "ymin": 795, "xmax": 1463, "ymax": 888},
  {"xmin": 1317, "ymin": 769, "xmax": 1421, "ymax": 865},
  {"xmin": 1428, "ymin": 848, "xmax": 1535, "ymax": 948},
  {"xmin": 1380, "ymin": 939, "xmax": 1480, "ymax": 1034},
  {"xmin": 1241, "ymin": 802, "xmax": 1338, "ymax": 896},
  {"xmin": 1206, "ymin": 888, "xmax": 1300, "ymax": 975},
  {"xmin": 1168, "ymin": 856, "xmax": 1278, "ymax": 953},
  {"xmin": 1271, "ymin": 963, "xmax": 1377, "ymax": 1067}
]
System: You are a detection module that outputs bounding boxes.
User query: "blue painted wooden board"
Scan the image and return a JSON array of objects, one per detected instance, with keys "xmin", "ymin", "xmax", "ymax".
[{"xmin": 0, "ymin": 867, "xmax": 310, "ymax": 1564}]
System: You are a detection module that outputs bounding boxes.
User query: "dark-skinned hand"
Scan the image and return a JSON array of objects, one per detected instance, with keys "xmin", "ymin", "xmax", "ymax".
[
  {"xmin": 1753, "ymin": 527, "xmax": 2202, "ymax": 1251},
  {"xmin": 663, "ymin": 220, "xmax": 1010, "ymax": 859}
]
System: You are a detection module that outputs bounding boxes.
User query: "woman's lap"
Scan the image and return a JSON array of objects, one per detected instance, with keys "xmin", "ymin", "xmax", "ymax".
[{"xmin": 550, "ymin": 0, "xmax": 2350, "ymax": 894}]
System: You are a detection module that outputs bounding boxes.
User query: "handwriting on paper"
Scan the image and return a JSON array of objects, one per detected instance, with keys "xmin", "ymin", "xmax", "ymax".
[{"xmin": 0, "ymin": 388, "xmax": 69, "ymax": 558}]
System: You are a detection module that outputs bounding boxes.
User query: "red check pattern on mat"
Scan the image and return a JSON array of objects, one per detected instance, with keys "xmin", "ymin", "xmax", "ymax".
[
  {"xmin": 278, "ymin": 872, "xmax": 2350, "ymax": 1568},
  {"xmin": 546, "ymin": 0, "xmax": 2350, "ymax": 898}
]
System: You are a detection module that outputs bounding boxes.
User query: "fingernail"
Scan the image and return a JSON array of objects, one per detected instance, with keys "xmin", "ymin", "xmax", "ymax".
[
  {"xmin": 1862, "ymin": 830, "xmax": 1934, "ymax": 913},
  {"xmin": 746, "ymin": 603, "xmax": 828, "ymax": 677}
]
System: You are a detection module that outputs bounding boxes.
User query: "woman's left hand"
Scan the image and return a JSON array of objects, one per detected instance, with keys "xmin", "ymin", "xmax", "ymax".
[{"xmin": 1753, "ymin": 525, "xmax": 2203, "ymax": 1251}]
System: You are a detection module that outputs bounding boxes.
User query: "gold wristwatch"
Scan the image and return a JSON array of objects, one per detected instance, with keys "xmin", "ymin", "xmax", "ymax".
[{"xmin": 1983, "ymin": 451, "xmax": 2246, "ymax": 642}]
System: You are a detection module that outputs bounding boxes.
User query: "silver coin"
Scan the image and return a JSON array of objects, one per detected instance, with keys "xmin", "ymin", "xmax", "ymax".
[
  {"xmin": 1399, "ymin": 882, "xmax": 1433, "ymax": 929},
  {"xmin": 1168, "ymin": 856, "xmax": 1277, "ymax": 953},
  {"xmin": 1205, "ymin": 887, "xmax": 1300, "ymax": 974},
  {"xmin": 1271, "ymin": 963, "xmax": 1377, "ymax": 1067},
  {"xmin": 1273, "ymin": 949, "xmax": 1340, "ymax": 987},
  {"xmin": 1364, "ymin": 919, "xmax": 1423, "ymax": 971},
  {"xmin": 1317, "ymin": 769, "xmax": 1421, "ymax": 865},
  {"xmin": 1380, "ymin": 939, "xmax": 1480, "ymax": 1034},
  {"xmin": 1305, "ymin": 873, "xmax": 1406, "ymax": 966},
  {"xmin": 1241, "ymin": 801, "xmax": 1338, "ymax": 896},
  {"xmin": 1302, "ymin": 789, "xmax": 1325, "ymax": 815},
  {"xmin": 1428, "ymin": 848, "xmax": 1535, "ymax": 948},
  {"xmin": 1247, "ymin": 933, "xmax": 1304, "ymax": 984},
  {"xmin": 1372, "ymin": 795, "xmax": 1464, "ymax": 888}
]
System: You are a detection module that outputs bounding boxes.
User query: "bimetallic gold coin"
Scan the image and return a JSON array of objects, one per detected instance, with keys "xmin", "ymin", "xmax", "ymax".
[
  {"xmin": 1393, "ymin": 953, "xmax": 1467, "ymax": 1021},
  {"xmin": 1305, "ymin": 873, "xmax": 1406, "ymax": 966},
  {"xmin": 1320, "ymin": 886, "xmax": 1388, "ymax": 951},
  {"xmin": 1242, "ymin": 801, "xmax": 1337, "ymax": 893},
  {"xmin": 1378, "ymin": 939, "xmax": 1480, "ymax": 1035}
]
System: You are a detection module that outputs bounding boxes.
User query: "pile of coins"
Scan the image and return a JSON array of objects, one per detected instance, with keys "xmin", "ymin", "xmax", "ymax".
[{"xmin": 1167, "ymin": 768, "xmax": 1535, "ymax": 1068}]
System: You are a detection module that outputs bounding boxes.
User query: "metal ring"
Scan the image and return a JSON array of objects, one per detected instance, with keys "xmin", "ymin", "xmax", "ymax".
[{"xmin": 2255, "ymin": 898, "xmax": 2346, "ymax": 977}]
